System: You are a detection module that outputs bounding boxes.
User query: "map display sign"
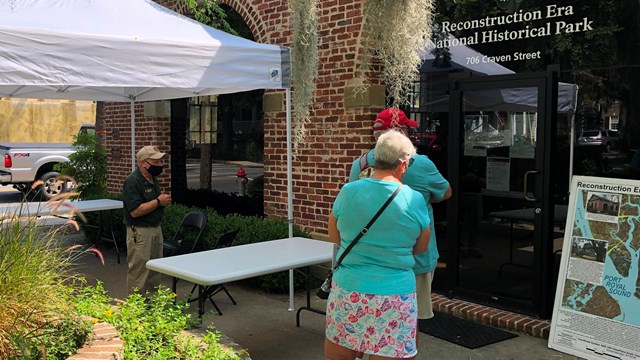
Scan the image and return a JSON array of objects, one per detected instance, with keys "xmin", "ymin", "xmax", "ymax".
[{"xmin": 549, "ymin": 176, "xmax": 640, "ymax": 360}]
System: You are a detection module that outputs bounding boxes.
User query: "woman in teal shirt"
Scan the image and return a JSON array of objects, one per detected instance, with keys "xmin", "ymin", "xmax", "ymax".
[{"xmin": 325, "ymin": 130, "xmax": 430, "ymax": 360}]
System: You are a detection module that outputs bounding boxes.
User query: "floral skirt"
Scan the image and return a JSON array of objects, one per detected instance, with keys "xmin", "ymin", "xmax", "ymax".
[{"xmin": 325, "ymin": 281, "xmax": 418, "ymax": 358}]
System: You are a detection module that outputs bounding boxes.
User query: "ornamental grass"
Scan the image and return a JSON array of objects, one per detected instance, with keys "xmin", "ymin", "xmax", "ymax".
[{"xmin": 0, "ymin": 191, "xmax": 96, "ymax": 359}]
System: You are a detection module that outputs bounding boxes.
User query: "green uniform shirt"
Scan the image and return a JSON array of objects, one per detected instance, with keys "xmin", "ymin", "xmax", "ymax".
[{"xmin": 122, "ymin": 168, "xmax": 163, "ymax": 226}]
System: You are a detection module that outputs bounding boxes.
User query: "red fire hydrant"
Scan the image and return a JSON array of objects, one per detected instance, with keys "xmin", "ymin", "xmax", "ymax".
[{"xmin": 236, "ymin": 167, "xmax": 248, "ymax": 195}]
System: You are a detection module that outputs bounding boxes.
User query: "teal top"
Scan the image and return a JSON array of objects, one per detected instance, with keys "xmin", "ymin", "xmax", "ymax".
[
  {"xmin": 349, "ymin": 150, "xmax": 450, "ymax": 274},
  {"xmin": 332, "ymin": 179, "xmax": 430, "ymax": 295}
]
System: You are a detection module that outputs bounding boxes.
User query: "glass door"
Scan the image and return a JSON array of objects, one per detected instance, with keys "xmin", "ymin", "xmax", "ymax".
[{"xmin": 447, "ymin": 72, "xmax": 559, "ymax": 316}]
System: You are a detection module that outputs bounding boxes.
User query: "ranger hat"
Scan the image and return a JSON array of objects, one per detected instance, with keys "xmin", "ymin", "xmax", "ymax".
[{"xmin": 136, "ymin": 146, "xmax": 166, "ymax": 162}]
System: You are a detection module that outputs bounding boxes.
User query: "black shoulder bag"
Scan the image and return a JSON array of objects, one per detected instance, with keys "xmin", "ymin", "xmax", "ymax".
[{"xmin": 317, "ymin": 185, "xmax": 403, "ymax": 299}]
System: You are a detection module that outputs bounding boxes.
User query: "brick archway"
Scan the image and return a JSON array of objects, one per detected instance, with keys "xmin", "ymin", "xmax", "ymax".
[{"xmin": 218, "ymin": 0, "xmax": 290, "ymax": 44}]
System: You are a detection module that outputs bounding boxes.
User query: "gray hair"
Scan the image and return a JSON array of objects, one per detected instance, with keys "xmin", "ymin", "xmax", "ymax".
[{"xmin": 374, "ymin": 130, "xmax": 416, "ymax": 170}]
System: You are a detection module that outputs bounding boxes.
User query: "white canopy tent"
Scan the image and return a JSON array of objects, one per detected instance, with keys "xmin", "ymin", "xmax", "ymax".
[{"xmin": 0, "ymin": 0, "xmax": 299, "ymax": 309}]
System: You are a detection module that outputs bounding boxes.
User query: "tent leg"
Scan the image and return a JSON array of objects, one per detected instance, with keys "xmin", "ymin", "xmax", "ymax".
[{"xmin": 286, "ymin": 89, "xmax": 295, "ymax": 312}]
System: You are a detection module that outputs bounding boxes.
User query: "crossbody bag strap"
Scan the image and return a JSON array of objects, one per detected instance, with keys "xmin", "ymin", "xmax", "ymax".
[
  {"xmin": 358, "ymin": 150, "xmax": 371, "ymax": 172},
  {"xmin": 333, "ymin": 184, "xmax": 403, "ymax": 271}
]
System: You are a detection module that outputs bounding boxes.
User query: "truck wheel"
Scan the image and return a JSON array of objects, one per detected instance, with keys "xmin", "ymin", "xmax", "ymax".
[{"xmin": 38, "ymin": 172, "xmax": 67, "ymax": 200}]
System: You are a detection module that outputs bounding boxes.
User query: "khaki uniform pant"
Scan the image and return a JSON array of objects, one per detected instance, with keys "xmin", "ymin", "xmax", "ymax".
[
  {"xmin": 416, "ymin": 270, "xmax": 435, "ymax": 320},
  {"xmin": 126, "ymin": 225, "xmax": 163, "ymax": 295}
]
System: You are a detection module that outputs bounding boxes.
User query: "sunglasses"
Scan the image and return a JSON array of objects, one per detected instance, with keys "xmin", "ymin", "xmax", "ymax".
[{"xmin": 401, "ymin": 157, "xmax": 414, "ymax": 167}]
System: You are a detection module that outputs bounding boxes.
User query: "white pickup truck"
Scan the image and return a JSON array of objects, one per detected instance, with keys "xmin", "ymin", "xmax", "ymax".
[{"xmin": 0, "ymin": 124, "xmax": 95, "ymax": 199}]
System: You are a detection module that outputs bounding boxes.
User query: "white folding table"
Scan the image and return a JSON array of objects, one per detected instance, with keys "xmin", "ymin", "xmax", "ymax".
[
  {"xmin": 146, "ymin": 237, "xmax": 334, "ymax": 322},
  {"xmin": 0, "ymin": 199, "xmax": 124, "ymax": 261},
  {"xmin": 0, "ymin": 198, "xmax": 123, "ymax": 216}
]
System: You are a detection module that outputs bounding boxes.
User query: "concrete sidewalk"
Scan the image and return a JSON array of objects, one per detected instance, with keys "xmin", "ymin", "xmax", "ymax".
[{"xmin": 72, "ymin": 235, "xmax": 581, "ymax": 360}]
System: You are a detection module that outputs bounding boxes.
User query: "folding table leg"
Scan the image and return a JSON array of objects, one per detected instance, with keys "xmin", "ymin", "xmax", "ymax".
[
  {"xmin": 198, "ymin": 285, "xmax": 205, "ymax": 317},
  {"xmin": 207, "ymin": 295, "xmax": 223, "ymax": 316},
  {"xmin": 107, "ymin": 209, "xmax": 120, "ymax": 264},
  {"xmin": 221, "ymin": 287, "xmax": 237, "ymax": 305},
  {"xmin": 295, "ymin": 266, "xmax": 325, "ymax": 327},
  {"xmin": 96, "ymin": 209, "xmax": 120, "ymax": 264}
]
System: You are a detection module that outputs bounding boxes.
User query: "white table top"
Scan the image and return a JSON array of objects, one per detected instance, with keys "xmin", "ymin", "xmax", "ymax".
[
  {"xmin": 146, "ymin": 237, "xmax": 335, "ymax": 286},
  {"xmin": 0, "ymin": 199, "xmax": 122, "ymax": 218}
]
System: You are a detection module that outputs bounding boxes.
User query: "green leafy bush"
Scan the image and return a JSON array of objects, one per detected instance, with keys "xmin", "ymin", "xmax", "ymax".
[
  {"xmin": 74, "ymin": 283, "xmax": 241, "ymax": 360},
  {"xmin": 17, "ymin": 316, "xmax": 93, "ymax": 360},
  {"xmin": 245, "ymin": 175, "xmax": 264, "ymax": 198},
  {"xmin": 54, "ymin": 130, "xmax": 107, "ymax": 199},
  {"xmin": 175, "ymin": 188, "xmax": 263, "ymax": 217}
]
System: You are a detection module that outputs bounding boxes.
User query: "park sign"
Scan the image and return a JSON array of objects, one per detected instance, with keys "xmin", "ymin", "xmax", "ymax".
[
  {"xmin": 435, "ymin": 3, "xmax": 596, "ymax": 59},
  {"xmin": 549, "ymin": 176, "xmax": 640, "ymax": 360}
]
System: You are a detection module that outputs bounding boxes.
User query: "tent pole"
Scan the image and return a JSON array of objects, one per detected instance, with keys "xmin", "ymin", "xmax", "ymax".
[
  {"xmin": 568, "ymin": 86, "xmax": 579, "ymax": 194},
  {"xmin": 287, "ymin": 89, "xmax": 293, "ymax": 238},
  {"xmin": 286, "ymin": 89, "xmax": 295, "ymax": 311},
  {"xmin": 131, "ymin": 100, "xmax": 136, "ymax": 171}
]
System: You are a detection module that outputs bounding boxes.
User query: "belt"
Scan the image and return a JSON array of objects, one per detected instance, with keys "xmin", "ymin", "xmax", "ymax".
[{"xmin": 129, "ymin": 223, "xmax": 161, "ymax": 228}]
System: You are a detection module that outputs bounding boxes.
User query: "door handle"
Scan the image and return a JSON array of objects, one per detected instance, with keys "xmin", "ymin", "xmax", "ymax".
[{"xmin": 523, "ymin": 170, "xmax": 539, "ymax": 201}]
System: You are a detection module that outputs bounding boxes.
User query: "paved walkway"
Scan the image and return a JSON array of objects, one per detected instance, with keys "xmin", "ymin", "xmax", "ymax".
[{"xmin": 71, "ymin": 236, "xmax": 581, "ymax": 360}]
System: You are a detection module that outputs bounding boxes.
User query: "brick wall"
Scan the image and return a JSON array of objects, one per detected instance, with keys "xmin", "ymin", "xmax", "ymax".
[
  {"xmin": 103, "ymin": 102, "xmax": 171, "ymax": 195},
  {"xmin": 103, "ymin": 0, "xmax": 380, "ymax": 236}
]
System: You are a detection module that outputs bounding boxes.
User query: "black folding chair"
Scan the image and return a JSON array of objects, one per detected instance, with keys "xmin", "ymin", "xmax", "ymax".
[
  {"xmin": 188, "ymin": 228, "xmax": 240, "ymax": 315},
  {"xmin": 162, "ymin": 211, "xmax": 207, "ymax": 293}
]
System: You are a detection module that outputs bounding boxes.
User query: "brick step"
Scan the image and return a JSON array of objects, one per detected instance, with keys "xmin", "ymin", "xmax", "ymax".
[
  {"xmin": 432, "ymin": 293, "xmax": 551, "ymax": 339},
  {"xmin": 67, "ymin": 321, "xmax": 123, "ymax": 360}
]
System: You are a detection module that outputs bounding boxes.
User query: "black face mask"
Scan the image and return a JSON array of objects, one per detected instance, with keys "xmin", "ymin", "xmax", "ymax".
[{"xmin": 146, "ymin": 162, "xmax": 163, "ymax": 177}]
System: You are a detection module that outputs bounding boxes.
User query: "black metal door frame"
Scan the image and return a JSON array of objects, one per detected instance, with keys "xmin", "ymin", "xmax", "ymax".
[{"xmin": 445, "ymin": 69, "xmax": 559, "ymax": 317}]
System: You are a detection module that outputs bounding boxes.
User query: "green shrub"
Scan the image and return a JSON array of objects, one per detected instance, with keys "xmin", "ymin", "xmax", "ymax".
[
  {"xmin": 113, "ymin": 289, "xmax": 191, "ymax": 359},
  {"xmin": 74, "ymin": 283, "xmax": 240, "ymax": 360},
  {"xmin": 245, "ymin": 175, "xmax": 264, "ymax": 198},
  {"xmin": 175, "ymin": 188, "xmax": 263, "ymax": 217},
  {"xmin": 17, "ymin": 315, "xmax": 93, "ymax": 360},
  {"xmin": 54, "ymin": 130, "xmax": 108, "ymax": 199},
  {"xmin": 72, "ymin": 279, "xmax": 114, "ymax": 321}
]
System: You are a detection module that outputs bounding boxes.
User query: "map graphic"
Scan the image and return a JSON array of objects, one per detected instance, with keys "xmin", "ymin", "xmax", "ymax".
[{"xmin": 561, "ymin": 190, "xmax": 640, "ymax": 325}]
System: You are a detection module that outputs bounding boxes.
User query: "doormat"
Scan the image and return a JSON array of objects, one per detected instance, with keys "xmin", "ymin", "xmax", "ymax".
[{"xmin": 419, "ymin": 312, "xmax": 518, "ymax": 349}]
